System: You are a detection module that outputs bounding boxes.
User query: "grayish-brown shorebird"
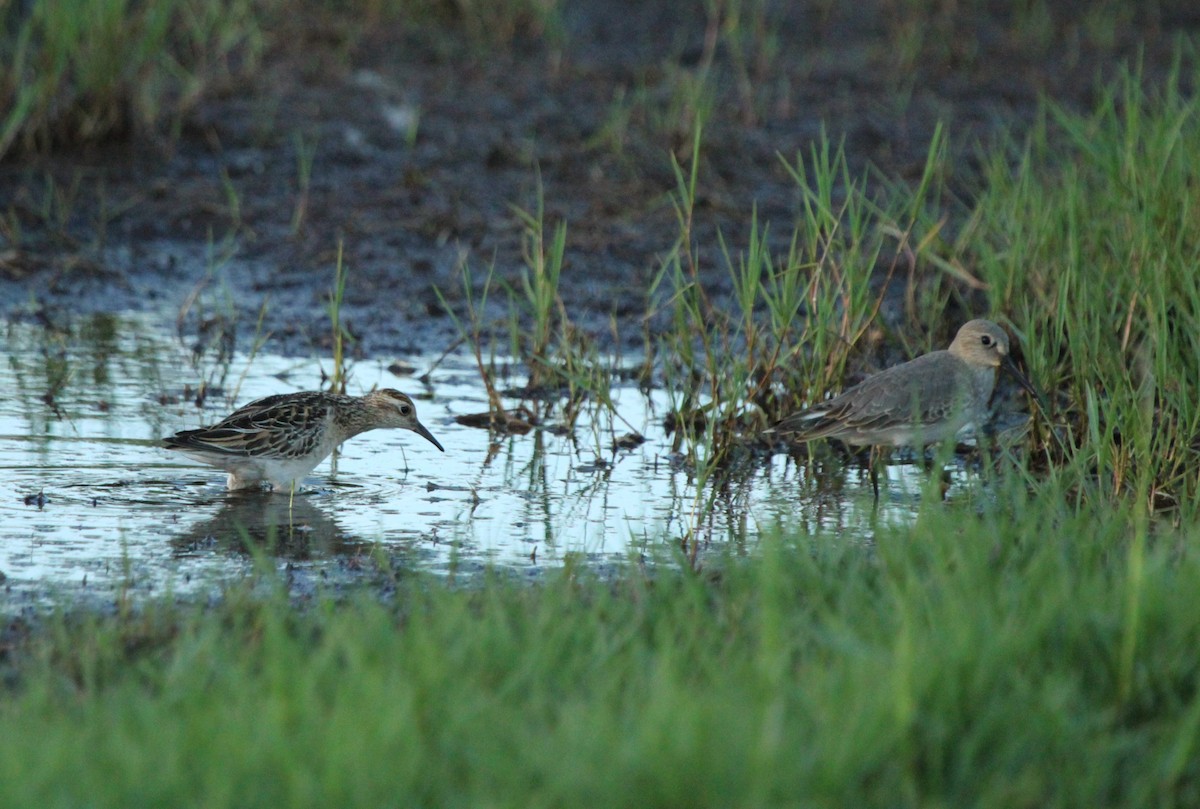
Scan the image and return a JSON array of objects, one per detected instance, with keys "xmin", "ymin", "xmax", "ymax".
[
  {"xmin": 768, "ymin": 319, "xmax": 1037, "ymax": 450},
  {"xmin": 164, "ymin": 389, "xmax": 444, "ymax": 491}
]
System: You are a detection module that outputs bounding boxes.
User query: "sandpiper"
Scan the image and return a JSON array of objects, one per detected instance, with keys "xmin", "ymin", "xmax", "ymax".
[
  {"xmin": 163, "ymin": 389, "xmax": 444, "ymax": 491},
  {"xmin": 767, "ymin": 319, "xmax": 1037, "ymax": 450}
]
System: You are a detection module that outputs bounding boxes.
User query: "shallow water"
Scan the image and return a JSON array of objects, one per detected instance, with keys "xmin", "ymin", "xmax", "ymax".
[{"xmin": 1, "ymin": 312, "xmax": 963, "ymax": 612}]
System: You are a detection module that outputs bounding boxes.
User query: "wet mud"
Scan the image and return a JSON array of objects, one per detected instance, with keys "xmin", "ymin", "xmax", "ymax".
[{"xmin": 2, "ymin": 2, "xmax": 1193, "ymax": 354}]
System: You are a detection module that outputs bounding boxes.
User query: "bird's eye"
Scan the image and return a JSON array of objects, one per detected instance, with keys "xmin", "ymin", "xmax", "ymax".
[
  {"xmin": 980, "ymin": 335, "xmax": 993, "ymax": 347},
  {"xmin": 400, "ymin": 405, "xmax": 411, "ymax": 416}
]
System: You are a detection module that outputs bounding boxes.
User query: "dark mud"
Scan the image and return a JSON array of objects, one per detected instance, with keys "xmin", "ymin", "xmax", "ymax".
[{"xmin": 2, "ymin": 2, "xmax": 1196, "ymax": 356}]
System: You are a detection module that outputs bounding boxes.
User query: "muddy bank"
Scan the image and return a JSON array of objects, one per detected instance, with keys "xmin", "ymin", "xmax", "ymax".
[{"xmin": 1, "ymin": 1, "xmax": 1195, "ymax": 357}]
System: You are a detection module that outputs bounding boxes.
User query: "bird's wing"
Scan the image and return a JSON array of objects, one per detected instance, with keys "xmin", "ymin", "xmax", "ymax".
[
  {"xmin": 163, "ymin": 394, "xmax": 331, "ymax": 459},
  {"xmin": 774, "ymin": 353, "xmax": 965, "ymax": 437}
]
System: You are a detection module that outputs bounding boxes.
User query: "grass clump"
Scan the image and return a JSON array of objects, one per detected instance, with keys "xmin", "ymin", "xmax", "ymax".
[
  {"xmin": 438, "ymin": 186, "xmax": 633, "ymax": 446},
  {"xmin": 2, "ymin": 486, "xmax": 1200, "ymax": 806},
  {"xmin": 374, "ymin": 0, "xmax": 565, "ymax": 47},
  {"xmin": 966, "ymin": 60, "xmax": 1200, "ymax": 510},
  {"xmin": 0, "ymin": 0, "xmax": 264, "ymax": 158},
  {"xmin": 643, "ymin": 55, "xmax": 1200, "ymax": 523},
  {"xmin": 325, "ymin": 240, "xmax": 353, "ymax": 394},
  {"xmin": 437, "ymin": 50, "xmax": 1200, "ymax": 529},
  {"xmin": 0, "ymin": 0, "xmax": 567, "ymax": 159},
  {"xmin": 655, "ymin": 123, "xmax": 959, "ymax": 471}
]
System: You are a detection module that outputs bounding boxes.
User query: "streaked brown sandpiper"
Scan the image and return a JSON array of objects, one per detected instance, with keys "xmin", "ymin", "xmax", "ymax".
[{"xmin": 164, "ymin": 388, "xmax": 444, "ymax": 492}]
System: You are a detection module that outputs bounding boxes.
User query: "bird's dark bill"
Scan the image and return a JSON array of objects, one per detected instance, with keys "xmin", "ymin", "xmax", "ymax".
[
  {"xmin": 1002, "ymin": 354, "xmax": 1041, "ymax": 400},
  {"xmin": 413, "ymin": 421, "xmax": 445, "ymax": 452}
]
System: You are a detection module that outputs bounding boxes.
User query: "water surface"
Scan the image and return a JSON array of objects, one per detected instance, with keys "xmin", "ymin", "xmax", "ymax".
[{"xmin": 1, "ymin": 313, "xmax": 950, "ymax": 611}]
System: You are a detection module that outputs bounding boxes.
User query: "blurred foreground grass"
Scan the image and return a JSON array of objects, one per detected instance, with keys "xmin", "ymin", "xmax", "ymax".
[{"xmin": 1, "ymin": 483, "xmax": 1197, "ymax": 806}]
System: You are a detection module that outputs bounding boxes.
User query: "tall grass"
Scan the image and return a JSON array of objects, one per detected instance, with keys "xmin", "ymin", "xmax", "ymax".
[
  {"xmin": 434, "ymin": 257, "xmax": 511, "ymax": 423},
  {"xmin": 2, "ymin": 485, "xmax": 1199, "ymax": 806},
  {"xmin": 637, "ymin": 56, "xmax": 1200, "ymax": 528},
  {"xmin": 0, "ymin": 0, "xmax": 264, "ymax": 158},
  {"xmin": 511, "ymin": 195, "xmax": 568, "ymax": 393},
  {"xmin": 436, "ymin": 51, "xmax": 1200, "ymax": 528},
  {"xmin": 438, "ymin": 187, "xmax": 634, "ymax": 443},
  {"xmin": 967, "ymin": 61, "xmax": 1200, "ymax": 512},
  {"xmin": 0, "ymin": 0, "xmax": 565, "ymax": 160},
  {"xmin": 326, "ymin": 240, "xmax": 352, "ymax": 394},
  {"xmin": 655, "ymin": 124, "xmax": 958, "ymax": 473}
]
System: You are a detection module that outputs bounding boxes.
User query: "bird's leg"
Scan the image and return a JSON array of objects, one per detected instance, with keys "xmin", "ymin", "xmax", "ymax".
[
  {"xmin": 919, "ymin": 448, "xmax": 937, "ymax": 474},
  {"xmin": 869, "ymin": 446, "xmax": 881, "ymax": 502},
  {"xmin": 925, "ymin": 442, "xmax": 954, "ymax": 501},
  {"xmin": 939, "ymin": 465, "xmax": 953, "ymax": 501}
]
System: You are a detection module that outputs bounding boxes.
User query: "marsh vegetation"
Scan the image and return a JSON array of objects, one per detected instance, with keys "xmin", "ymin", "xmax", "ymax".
[{"xmin": 2, "ymin": 0, "xmax": 1199, "ymax": 805}]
